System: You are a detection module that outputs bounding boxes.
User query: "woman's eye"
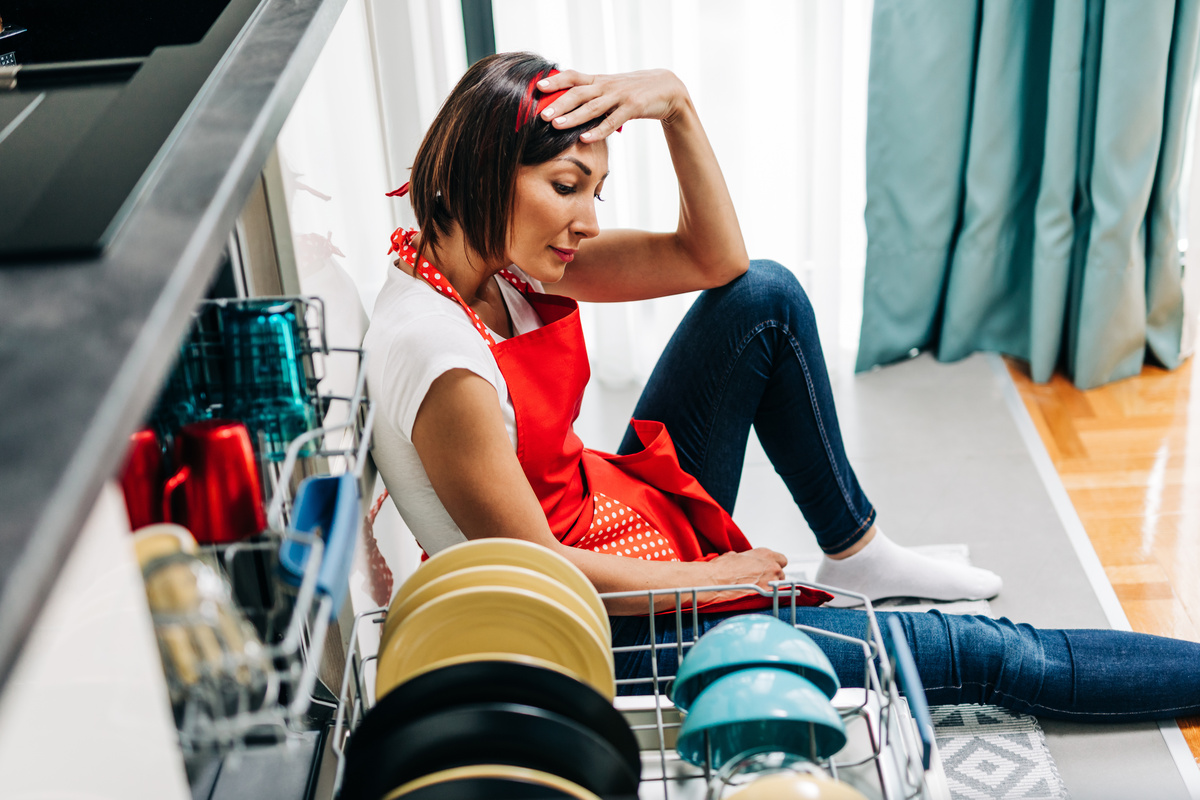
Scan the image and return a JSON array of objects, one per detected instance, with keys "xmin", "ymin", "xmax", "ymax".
[{"xmin": 554, "ymin": 183, "xmax": 575, "ymax": 195}]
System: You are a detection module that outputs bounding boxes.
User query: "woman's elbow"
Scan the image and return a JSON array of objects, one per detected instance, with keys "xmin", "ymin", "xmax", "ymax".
[
  {"xmin": 703, "ymin": 255, "xmax": 749, "ymax": 289},
  {"xmin": 677, "ymin": 235, "xmax": 749, "ymax": 289}
]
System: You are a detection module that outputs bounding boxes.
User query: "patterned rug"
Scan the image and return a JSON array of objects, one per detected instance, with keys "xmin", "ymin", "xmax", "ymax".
[
  {"xmin": 877, "ymin": 598, "xmax": 1069, "ymax": 800},
  {"xmin": 788, "ymin": 546, "xmax": 1070, "ymax": 800},
  {"xmin": 930, "ymin": 705, "xmax": 1069, "ymax": 800}
]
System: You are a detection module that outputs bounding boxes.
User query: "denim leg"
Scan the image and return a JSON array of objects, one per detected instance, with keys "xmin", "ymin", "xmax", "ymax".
[
  {"xmin": 617, "ymin": 261, "xmax": 875, "ymax": 553},
  {"xmin": 610, "ymin": 608, "xmax": 1200, "ymax": 721}
]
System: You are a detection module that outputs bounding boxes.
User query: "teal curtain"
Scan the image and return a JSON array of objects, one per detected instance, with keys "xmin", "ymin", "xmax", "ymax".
[{"xmin": 857, "ymin": 0, "xmax": 1200, "ymax": 388}]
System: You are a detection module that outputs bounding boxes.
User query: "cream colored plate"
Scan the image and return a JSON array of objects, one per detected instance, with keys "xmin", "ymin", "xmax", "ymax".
[
  {"xmin": 393, "ymin": 651, "xmax": 593, "ymax": 690},
  {"xmin": 383, "ymin": 564, "xmax": 612, "ymax": 667},
  {"xmin": 376, "ymin": 585, "xmax": 615, "ymax": 701},
  {"xmin": 383, "ymin": 539, "xmax": 609, "ymax": 646},
  {"xmin": 383, "ymin": 764, "xmax": 601, "ymax": 800},
  {"xmin": 132, "ymin": 523, "xmax": 197, "ymax": 569}
]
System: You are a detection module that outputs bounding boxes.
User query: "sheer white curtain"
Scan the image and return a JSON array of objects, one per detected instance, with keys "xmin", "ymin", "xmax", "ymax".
[
  {"xmin": 273, "ymin": 0, "xmax": 468, "ymax": 321},
  {"xmin": 276, "ymin": 0, "xmax": 874, "ymax": 384},
  {"xmin": 493, "ymin": 0, "xmax": 874, "ymax": 381}
]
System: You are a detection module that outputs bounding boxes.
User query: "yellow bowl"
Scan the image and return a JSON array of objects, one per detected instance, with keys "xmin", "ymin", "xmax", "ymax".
[
  {"xmin": 384, "ymin": 564, "xmax": 612, "ymax": 668},
  {"xmin": 383, "ymin": 764, "xmax": 601, "ymax": 800},
  {"xmin": 382, "ymin": 539, "xmax": 608, "ymax": 647},
  {"xmin": 376, "ymin": 585, "xmax": 615, "ymax": 701}
]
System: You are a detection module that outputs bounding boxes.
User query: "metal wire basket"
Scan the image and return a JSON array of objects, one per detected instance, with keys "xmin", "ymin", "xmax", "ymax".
[
  {"xmin": 141, "ymin": 296, "xmax": 376, "ymax": 757},
  {"xmin": 149, "ymin": 296, "xmax": 328, "ymax": 462},
  {"xmin": 329, "ymin": 582, "xmax": 944, "ymax": 800}
]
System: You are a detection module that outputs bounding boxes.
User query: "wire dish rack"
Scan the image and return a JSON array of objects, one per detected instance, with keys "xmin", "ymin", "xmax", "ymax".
[
  {"xmin": 147, "ymin": 297, "xmax": 376, "ymax": 757},
  {"xmin": 329, "ymin": 582, "xmax": 946, "ymax": 800},
  {"xmin": 150, "ymin": 296, "xmax": 329, "ymax": 463}
]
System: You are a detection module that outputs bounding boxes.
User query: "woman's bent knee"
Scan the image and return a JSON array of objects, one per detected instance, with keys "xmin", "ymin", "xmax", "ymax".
[{"xmin": 712, "ymin": 259, "xmax": 815, "ymax": 328}]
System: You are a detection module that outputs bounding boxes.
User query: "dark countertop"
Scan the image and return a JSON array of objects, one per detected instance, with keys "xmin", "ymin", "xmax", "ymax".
[{"xmin": 0, "ymin": 0, "xmax": 347, "ymax": 692}]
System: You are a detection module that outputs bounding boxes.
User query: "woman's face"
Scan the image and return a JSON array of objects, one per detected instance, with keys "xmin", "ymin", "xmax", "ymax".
[{"xmin": 507, "ymin": 140, "xmax": 608, "ymax": 282}]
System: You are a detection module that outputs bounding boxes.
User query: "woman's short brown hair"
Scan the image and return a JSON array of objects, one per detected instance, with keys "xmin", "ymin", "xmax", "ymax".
[{"xmin": 406, "ymin": 52, "xmax": 604, "ymax": 266}]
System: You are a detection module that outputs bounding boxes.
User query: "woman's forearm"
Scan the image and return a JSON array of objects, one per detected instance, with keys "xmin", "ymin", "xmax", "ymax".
[
  {"xmin": 552, "ymin": 544, "xmax": 715, "ymax": 613},
  {"xmin": 662, "ymin": 91, "xmax": 749, "ymax": 285},
  {"xmin": 547, "ymin": 540, "xmax": 786, "ymax": 615}
]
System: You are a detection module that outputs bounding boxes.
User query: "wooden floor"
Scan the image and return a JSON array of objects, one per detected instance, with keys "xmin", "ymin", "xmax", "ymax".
[{"xmin": 1006, "ymin": 356, "xmax": 1200, "ymax": 761}]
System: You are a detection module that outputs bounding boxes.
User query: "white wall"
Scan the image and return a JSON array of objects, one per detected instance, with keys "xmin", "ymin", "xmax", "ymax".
[{"xmin": 275, "ymin": 0, "xmax": 397, "ymax": 318}]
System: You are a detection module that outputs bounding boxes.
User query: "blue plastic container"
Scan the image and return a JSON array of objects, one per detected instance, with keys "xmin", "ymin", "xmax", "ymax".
[{"xmin": 278, "ymin": 472, "xmax": 360, "ymax": 620}]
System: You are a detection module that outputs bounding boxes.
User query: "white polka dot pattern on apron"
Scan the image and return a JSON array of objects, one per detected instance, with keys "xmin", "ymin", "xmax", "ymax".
[{"xmin": 576, "ymin": 492, "xmax": 680, "ymax": 562}]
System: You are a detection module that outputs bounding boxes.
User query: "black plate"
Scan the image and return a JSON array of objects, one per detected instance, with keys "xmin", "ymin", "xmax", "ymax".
[
  {"xmin": 393, "ymin": 777, "xmax": 640, "ymax": 800},
  {"xmin": 337, "ymin": 701, "xmax": 640, "ymax": 800},
  {"xmin": 346, "ymin": 660, "xmax": 638, "ymax": 777}
]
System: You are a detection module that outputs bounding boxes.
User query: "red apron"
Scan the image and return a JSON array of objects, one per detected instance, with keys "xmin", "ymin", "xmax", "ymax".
[{"xmin": 390, "ymin": 229, "xmax": 830, "ymax": 611}]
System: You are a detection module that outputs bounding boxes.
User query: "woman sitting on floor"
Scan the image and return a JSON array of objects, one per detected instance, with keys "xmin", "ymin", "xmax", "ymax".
[{"xmin": 364, "ymin": 52, "xmax": 1200, "ymax": 718}]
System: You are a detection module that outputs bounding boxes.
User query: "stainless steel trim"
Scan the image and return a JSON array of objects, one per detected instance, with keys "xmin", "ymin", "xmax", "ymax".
[
  {"xmin": 262, "ymin": 146, "xmax": 301, "ymax": 296},
  {"xmin": 233, "ymin": 174, "xmax": 284, "ymax": 297},
  {"xmin": 0, "ymin": 90, "xmax": 42, "ymax": 142}
]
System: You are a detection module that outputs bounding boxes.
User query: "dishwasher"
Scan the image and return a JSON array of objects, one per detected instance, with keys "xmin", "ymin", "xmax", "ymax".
[
  {"xmin": 330, "ymin": 586, "xmax": 950, "ymax": 800},
  {"xmin": 137, "ymin": 294, "xmax": 375, "ymax": 799},
  {"xmin": 146, "ymin": 294, "xmax": 948, "ymax": 800}
]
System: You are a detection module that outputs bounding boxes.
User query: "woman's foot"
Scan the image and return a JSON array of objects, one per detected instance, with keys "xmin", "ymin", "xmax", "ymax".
[{"xmin": 813, "ymin": 529, "xmax": 1002, "ymax": 607}]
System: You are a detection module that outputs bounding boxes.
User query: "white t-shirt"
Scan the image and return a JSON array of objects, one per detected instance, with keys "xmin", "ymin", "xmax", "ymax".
[{"xmin": 364, "ymin": 263, "xmax": 545, "ymax": 555}]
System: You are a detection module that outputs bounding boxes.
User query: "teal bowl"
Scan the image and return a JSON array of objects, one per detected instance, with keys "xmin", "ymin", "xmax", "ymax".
[
  {"xmin": 670, "ymin": 615, "xmax": 839, "ymax": 711},
  {"xmin": 676, "ymin": 668, "xmax": 847, "ymax": 769}
]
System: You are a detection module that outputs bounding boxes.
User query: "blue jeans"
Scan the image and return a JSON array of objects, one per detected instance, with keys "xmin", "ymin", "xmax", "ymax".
[
  {"xmin": 612, "ymin": 262, "xmax": 1200, "ymax": 720},
  {"xmin": 617, "ymin": 260, "xmax": 874, "ymax": 554},
  {"xmin": 611, "ymin": 607, "xmax": 1200, "ymax": 721}
]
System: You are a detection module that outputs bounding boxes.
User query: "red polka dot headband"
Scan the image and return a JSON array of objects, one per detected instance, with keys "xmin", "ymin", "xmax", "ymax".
[
  {"xmin": 515, "ymin": 68, "xmax": 569, "ymax": 132},
  {"xmin": 386, "ymin": 68, "xmax": 618, "ymax": 199}
]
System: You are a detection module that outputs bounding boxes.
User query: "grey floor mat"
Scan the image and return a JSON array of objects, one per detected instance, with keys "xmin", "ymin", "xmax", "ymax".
[
  {"xmin": 576, "ymin": 352, "xmax": 1193, "ymax": 800},
  {"xmin": 930, "ymin": 705, "xmax": 1068, "ymax": 800}
]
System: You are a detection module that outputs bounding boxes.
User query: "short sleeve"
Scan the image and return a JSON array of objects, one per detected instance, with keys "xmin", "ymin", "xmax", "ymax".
[{"xmin": 376, "ymin": 313, "xmax": 501, "ymax": 439}]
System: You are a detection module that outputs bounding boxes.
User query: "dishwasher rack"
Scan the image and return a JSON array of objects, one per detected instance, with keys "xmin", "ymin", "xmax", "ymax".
[
  {"xmin": 150, "ymin": 296, "xmax": 328, "ymax": 462},
  {"xmin": 148, "ymin": 296, "xmax": 376, "ymax": 758},
  {"xmin": 328, "ymin": 582, "xmax": 939, "ymax": 800}
]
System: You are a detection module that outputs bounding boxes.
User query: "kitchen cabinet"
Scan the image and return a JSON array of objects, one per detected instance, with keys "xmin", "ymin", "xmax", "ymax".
[
  {"xmin": 0, "ymin": 0, "xmax": 262, "ymax": 259},
  {"xmin": 0, "ymin": 0, "xmax": 349, "ymax": 793},
  {"xmin": 1, "ymin": 2, "xmax": 236, "ymax": 62}
]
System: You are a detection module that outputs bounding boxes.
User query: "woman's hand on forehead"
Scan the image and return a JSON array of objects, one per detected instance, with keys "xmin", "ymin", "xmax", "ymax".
[{"xmin": 535, "ymin": 68, "xmax": 688, "ymax": 142}]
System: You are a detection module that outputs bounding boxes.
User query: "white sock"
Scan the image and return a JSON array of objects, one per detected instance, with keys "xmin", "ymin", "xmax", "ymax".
[{"xmin": 813, "ymin": 530, "xmax": 1002, "ymax": 607}]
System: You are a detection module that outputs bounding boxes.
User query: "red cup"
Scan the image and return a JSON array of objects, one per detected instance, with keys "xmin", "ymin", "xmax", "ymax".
[
  {"xmin": 119, "ymin": 428, "xmax": 165, "ymax": 531},
  {"xmin": 163, "ymin": 420, "xmax": 266, "ymax": 545}
]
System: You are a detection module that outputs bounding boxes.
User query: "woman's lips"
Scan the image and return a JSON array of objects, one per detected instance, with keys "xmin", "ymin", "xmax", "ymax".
[{"xmin": 550, "ymin": 246, "xmax": 576, "ymax": 263}]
